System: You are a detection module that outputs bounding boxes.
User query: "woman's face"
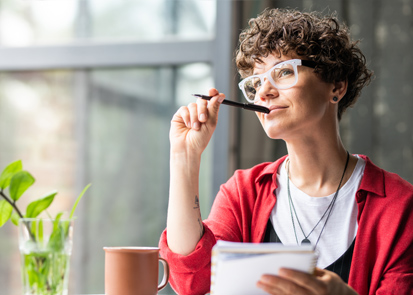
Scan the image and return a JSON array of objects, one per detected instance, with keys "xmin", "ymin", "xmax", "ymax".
[{"xmin": 252, "ymin": 53, "xmax": 336, "ymax": 140}]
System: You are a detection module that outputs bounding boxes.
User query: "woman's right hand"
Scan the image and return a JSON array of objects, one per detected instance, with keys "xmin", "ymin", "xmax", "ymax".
[
  {"xmin": 167, "ymin": 88, "xmax": 224, "ymax": 255},
  {"xmin": 170, "ymin": 88, "xmax": 225, "ymax": 157}
]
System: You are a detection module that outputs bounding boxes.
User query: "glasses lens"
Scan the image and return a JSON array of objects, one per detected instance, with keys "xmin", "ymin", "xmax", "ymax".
[
  {"xmin": 243, "ymin": 77, "xmax": 261, "ymax": 102},
  {"xmin": 241, "ymin": 62, "xmax": 298, "ymax": 102},
  {"xmin": 270, "ymin": 63, "xmax": 296, "ymax": 88}
]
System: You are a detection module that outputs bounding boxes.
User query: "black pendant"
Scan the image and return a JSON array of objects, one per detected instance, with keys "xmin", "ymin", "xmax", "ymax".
[{"xmin": 301, "ymin": 238, "xmax": 311, "ymax": 245}]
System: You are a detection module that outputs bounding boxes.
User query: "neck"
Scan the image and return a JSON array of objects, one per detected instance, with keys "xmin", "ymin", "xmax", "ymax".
[{"xmin": 285, "ymin": 132, "xmax": 357, "ymax": 197}]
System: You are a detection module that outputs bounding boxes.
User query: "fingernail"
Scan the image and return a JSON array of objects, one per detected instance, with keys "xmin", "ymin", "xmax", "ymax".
[
  {"xmin": 200, "ymin": 114, "xmax": 206, "ymax": 121},
  {"xmin": 279, "ymin": 268, "xmax": 288, "ymax": 276},
  {"xmin": 193, "ymin": 122, "xmax": 200, "ymax": 130},
  {"xmin": 218, "ymin": 96, "xmax": 225, "ymax": 103},
  {"xmin": 256, "ymin": 281, "xmax": 264, "ymax": 288},
  {"xmin": 260, "ymin": 275, "xmax": 270, "ymax": 283}
]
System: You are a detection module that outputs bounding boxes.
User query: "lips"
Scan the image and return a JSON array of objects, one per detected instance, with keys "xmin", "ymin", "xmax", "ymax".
[{"xmin": 267, "ymin": 105, "xmax": 288, "ymax": 111}]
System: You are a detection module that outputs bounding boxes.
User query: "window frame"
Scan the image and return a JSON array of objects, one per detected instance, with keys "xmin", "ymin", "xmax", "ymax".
[{"xmin": 0, "ymin": 1, "xmax": 232, "ymax": 293}]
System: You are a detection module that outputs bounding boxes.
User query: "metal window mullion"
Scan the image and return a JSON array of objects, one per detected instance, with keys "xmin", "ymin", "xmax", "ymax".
[
  {"xmin": 211, "ymin": 1, "xmax": 233, "ymax": 205},
  {"xmin": 72, "ymin": 69, "xmax": 91, "ymax": 294},
  {"xmin": 0, "ymin": 40, "xmax": 214, "ymax": 71},
  {"xmin": 73, "ymin": 2, "xmax": 91, "ymax": 292}
]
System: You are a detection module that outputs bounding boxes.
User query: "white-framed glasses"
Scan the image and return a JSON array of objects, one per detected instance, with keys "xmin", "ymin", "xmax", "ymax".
[{"xmin": 238, "ymin": 59, "xmax": 317, "ymax": 103}]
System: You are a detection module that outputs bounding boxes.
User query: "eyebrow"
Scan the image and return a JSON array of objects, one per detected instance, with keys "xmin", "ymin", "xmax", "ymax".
[{"xmin": 253, "ymin": 60, "xmax": 284, "ymax": 75}]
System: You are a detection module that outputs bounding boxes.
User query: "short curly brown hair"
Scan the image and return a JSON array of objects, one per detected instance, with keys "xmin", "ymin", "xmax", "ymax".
[{"xmin": 236, "ymin": 8, "xmax": 373, "ymax": 120}]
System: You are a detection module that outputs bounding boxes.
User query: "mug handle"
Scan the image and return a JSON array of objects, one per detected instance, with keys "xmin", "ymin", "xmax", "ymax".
[{"xmin": 158, "ymin": 257, "xmax": 170, "ymax": 291}]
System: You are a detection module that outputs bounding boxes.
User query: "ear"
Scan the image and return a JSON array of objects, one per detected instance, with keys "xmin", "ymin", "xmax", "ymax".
[{"xmin": 330, "ymin": 80, "xmax": 348, "ymax": 103}]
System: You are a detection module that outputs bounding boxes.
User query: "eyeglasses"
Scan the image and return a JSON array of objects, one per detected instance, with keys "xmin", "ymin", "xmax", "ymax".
[{"xmin": 238, "ymin": 59, "xmax": 317, "ymax": 103}]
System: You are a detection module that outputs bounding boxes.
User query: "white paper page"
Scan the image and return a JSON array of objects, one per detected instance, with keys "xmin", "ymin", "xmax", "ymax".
[
  {"xmin": 214, "ymin": 240, "xmax": 314, "ymax": 252},
  {"xmin": 213, "ymin": 252, "xmax": 315, "ymax": 295}
]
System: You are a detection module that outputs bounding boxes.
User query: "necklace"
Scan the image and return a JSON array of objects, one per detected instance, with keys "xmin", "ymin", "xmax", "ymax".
[{"xmin": 287, "ymin": 151, "xmax": 350, "ymax": 248}]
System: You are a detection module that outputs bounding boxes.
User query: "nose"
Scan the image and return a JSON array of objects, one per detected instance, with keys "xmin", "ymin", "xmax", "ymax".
[{"xmin": 257, "ymin": 78, "xmax": 279, "ymax": 102}]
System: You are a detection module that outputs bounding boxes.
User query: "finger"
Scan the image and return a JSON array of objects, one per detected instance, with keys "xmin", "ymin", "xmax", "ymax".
[
  {"xmin": 279, "ymin": 269, "xmax": 326, "ymax": 294},
  {"xmin": 196, "ymin": 98, "xmax": 208, "ymax": 123},
  {"xmin": 257, "ymin": 276, "xmax": 283, "ymax": 294},
  {"xmin": 312, "ymin": 268, "xmax": 350, "ymax": 294},
  {"xmin": 313, "ymin": 267, "xmax": 328, "ymax": 279},
  {"xmin": 259, "ymin": 274, "xmax": 316, "ymax": 295},
  {"xmin": 188, "ymin": 102, "xmax": 201, "ymax": 130},
  {"xmin": 312, "ymin": 267, "xmax": 339, "ymax": 281},
  {"xmin": 208, "ymin": 88, "xmax": 219, "ymax": 97},
  {"xmin": 257, "ymin": 280, "xmax": 282, "ymax": 294},
  {"xmin": 206, "ymin": 92, "xmax": 225, "ymax": 123},
  {"xmin": 172, "ymin": 106, "xmax": 191, "ymax": 128}
]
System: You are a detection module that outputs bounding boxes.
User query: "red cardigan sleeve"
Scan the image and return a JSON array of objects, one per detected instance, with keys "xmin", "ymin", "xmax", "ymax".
[
  {"xmin": 158, "ymin": 172, "xmax": 247, "ymax": 295},
  {"xmin": 158, "ymin": 162, "xmax": 278, "ymax": 295},
  {"xmin": 158, "ymin": 225, "xmax": 216, "ymax": 295}
]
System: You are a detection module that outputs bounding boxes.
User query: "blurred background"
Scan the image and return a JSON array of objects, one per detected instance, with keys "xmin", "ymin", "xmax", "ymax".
[{"xmin": 0, "ymin": 0, "xmax": 411, "ymax": 294}]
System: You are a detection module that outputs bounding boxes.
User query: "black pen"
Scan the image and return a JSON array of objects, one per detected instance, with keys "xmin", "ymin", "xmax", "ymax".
[{"xmin": 192, "ymin": 94, "xmax": 270, "ymax": 114}]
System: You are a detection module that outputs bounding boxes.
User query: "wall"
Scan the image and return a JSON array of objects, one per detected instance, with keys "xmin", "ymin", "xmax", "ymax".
[{"xmin": 230, "ymin": 0, "xmax": 413, "ymax": 184}]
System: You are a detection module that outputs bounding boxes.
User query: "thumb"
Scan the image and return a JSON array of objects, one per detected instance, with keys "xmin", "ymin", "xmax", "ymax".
[
  {"xmin": 313, "ymin": 267, "xmax": 327, "ymax": 278},
  {"xmin": 206, "ymin": 88, "xmax": 225, "ymax": 123},
  {"xmin": 207, "ymin": 92, "xmax": 225, "ymax": 122}
]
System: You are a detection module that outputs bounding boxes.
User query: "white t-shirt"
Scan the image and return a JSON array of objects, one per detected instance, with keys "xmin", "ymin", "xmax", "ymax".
[{"xmin": 270, "ymin": 155, "xmax": 366, "ymax": 268}]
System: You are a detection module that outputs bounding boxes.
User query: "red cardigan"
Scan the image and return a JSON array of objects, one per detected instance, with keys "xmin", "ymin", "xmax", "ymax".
[{"xmin": 159, "ymin": 155, "xmax": 413, "ymax": 295}]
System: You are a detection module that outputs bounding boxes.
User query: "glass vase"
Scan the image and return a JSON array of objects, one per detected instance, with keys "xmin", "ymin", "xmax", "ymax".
[{"xmin": 19, "ymin": 218, "xmax": 73, "ymax": 295}]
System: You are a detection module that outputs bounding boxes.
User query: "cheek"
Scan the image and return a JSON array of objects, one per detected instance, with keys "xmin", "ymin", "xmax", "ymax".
[{"xmin": 294, "ymin": 89, "xmax": 330, "ymax": 118}]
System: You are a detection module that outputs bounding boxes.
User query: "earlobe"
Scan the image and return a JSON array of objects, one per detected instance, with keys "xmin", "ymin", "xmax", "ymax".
[
  {"xmin": 332, "ymin": 80, "xmax": 348, "ymax": 102},
  {"xmin": 330, "ymin": 95, "xmax": 340, "ymax": 103}
]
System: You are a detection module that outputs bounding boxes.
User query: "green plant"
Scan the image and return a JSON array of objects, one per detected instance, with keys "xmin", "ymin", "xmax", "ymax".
[
  {"xmin": 0, "ymin": 160, "xmax": 90, "ymax": 227},
  {"xmin": 0, "ymin": 160, "xmax": 90, "ymax": 295}
]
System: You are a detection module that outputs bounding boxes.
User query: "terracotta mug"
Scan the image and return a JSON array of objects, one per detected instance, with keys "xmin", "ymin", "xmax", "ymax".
[{"xmin": 103, "ymin": 247, "xmax": 169, "ymax": 295}]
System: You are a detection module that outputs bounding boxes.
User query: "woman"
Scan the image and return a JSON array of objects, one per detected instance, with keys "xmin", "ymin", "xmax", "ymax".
[{"xmin": 159, "ymin": 8, "xmax": 413, "ymax": 295}]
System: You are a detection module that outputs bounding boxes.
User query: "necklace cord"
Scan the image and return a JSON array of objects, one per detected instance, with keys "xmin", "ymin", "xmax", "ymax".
[
  {"xmin": 287, "ymin": 151, "xmax": 350, "ymax": 248},
  {"xmin": 287, "ymin": 193, "xmax": 299, "ymax": 244}
]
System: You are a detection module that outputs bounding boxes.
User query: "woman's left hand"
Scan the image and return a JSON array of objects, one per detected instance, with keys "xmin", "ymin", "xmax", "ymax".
[{"xmin": 257, "ymin": 268, "xmax": 358, "ymax": 295}]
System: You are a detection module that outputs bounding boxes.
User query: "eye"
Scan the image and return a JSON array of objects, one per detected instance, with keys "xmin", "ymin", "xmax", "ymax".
[
  {"xmin": 246, "ymin": 85, "xmax": 256, "ymax": 94},
  {"xmin": 277, "ymin": 68, "xmax": 294, "ymax": 78},
  {"xmin": 251, "ymin": 78, "xmax": 261, "ymax": 89}
]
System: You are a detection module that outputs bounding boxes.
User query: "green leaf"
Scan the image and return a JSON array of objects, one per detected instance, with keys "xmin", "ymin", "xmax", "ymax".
[
  {"xmin": 38, "ymin": 219, "xmax": 44, "ymax": 244},
  {"xmin": 0, "ymin": 160, "xmax": 23, "ymax": 190},
  {"xmin": 48, "ymin": 214, "xmax": 64, "ymax": 251},
  {"xmin": 69, "ymin": 183, "xmax": 91, "ymax": 219},
  {"xmin": 11, "ymin": 211, "xmax": 20, "ymax": 226},
  {"xmin": 9, "ymin": 171, "xmax": 35, "ymax": 201},
  {"xmin": 53, "ymin": 212, "xmax": 64, "ymax": 229},
  {"xmin": 0, "ymin": 200, "xmax": 13, "ymax": 227},
  {"xmin": 25, "ymin": 192, "xmax": 57, "ymax": 218},
  {"xmin": 30, "ymin": 219, "xmax": 38, "ymax": 240},
  {"xmin": 48, "ymin": 226, "xmax": 64, "ymax": 251}
]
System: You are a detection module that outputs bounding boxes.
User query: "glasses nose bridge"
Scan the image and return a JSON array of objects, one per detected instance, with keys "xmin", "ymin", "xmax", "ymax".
[
  {"xmin": 261, "ymin": 70, "xmax": 278, "ymax": 90},
  {"xmin": 256, "ymin": 75, "xmax": 279, "ymax": 101},
  {"xmin": 259, "ymin": 71, "xmax": 272, "ymax": 88}
]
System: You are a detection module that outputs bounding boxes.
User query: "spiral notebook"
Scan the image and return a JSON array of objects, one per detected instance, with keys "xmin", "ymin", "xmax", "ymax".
[{"xmin": 210, "ymin": 241, "xmax": 318, "ymax": 295}]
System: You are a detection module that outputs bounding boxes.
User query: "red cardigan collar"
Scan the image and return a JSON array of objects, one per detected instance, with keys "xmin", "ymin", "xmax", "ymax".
[{"xmin": 254, "ymin": 154, "xmax": 385, "ymax": 200}]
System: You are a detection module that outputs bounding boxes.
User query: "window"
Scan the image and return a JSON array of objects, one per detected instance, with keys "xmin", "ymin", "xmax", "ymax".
[{"xmin": 0, "ymin": 1, "xmax": 232, "ymax": 294}]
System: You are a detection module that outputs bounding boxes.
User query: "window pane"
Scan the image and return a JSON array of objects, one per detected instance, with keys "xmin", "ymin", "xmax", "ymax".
[
  {"xmin": 0, "ymin": 63, "xmax": 213, "ymax": 295},
  {"xmin": 0, "ymin": 0, "xmax": 77, "ymax": 46},
  {"xmin": 0, "ymin": 0, "xmax": 216, "ymax": 46},
  {"xmin": 82, "ymin": 64, "xmax": 213, "ymax": 294},
  {"xmin": 0, "ymin": 70, "xmax": 76, "ymax": 294},
  {"xmin": 90, "ymin": 0, "xmax": 216, "ymax": 41}
]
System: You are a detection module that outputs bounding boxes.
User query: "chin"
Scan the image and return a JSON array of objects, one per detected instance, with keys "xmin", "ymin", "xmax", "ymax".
[
  {"xmin": 259, "ymin": 120, "xmax": 282, "ymax": 138},
  {"xmin": 262, "ymin": 126, "xmax": 285, "ymax": 140},
  {"xmin": 265, "ymin": 132, "xmax": 283, "ymax": 140}
]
